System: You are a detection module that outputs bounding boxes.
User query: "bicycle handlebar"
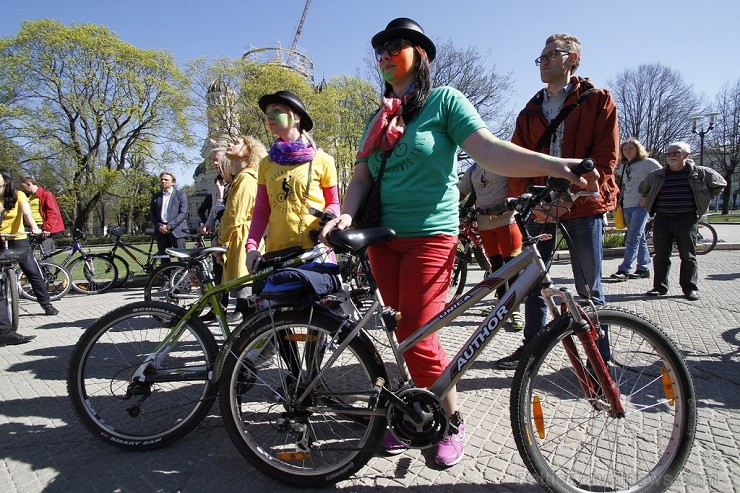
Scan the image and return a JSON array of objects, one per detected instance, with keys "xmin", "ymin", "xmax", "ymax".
[{"xmin": 481, "ymin": 158, "xmax": 595, "ymax": 217}]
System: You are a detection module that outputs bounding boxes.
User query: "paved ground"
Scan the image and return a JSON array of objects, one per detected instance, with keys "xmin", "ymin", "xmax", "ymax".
[{"xmin": 2, "ymin": 227, "xmax": 739, "ymax": 493}]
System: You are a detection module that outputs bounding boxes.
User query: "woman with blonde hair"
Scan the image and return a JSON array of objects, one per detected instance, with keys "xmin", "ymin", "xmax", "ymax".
[
  {"xmin": 610, "ymin": 137, "xmax": 661, "ymax": 280},
  {"xmin": 218, "ymin": 135, "xmax": 267, "ymax": 323}
]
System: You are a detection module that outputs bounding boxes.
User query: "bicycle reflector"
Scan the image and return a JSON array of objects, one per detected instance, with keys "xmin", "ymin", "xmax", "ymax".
[
  {"xmin": 660, "ymin": 367, "xmax": 676, "ymax": 406},
  {"xmin": 276, "ymin": 451, "xmax": 311, "ymax": 461},
  {"xmin": 532, "ymin": 395, "xmax": 546, "ymax": 439}
]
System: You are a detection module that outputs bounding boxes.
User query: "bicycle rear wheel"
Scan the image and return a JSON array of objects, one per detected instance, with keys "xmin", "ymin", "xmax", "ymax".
[
  {"xmin": 4, "ymin": 272, "xmax": 19, "ymax": 332},
  {"xmin": 510, "ymin": 307, "xmax": 696, "ymax": 493},
  {"xmin": 144, "ymin": 263, "xmax": 207, "ymax": 316},
  {"xmin": 18, "ymin": 261, "xmax": 71, "ymax": 301},
  {"xmin": 108, "ymin": 254, "xmax": 131, "ymax": 288},
  {"xmin": 219, "ymin": 308, "xmax": 386, "ymax": 487},
  {"xmin": 694, "ymin": 221, "xmax": 717, "ymax": 255},
  {"xmin": 67, "ymin": 301, "xmax": 219, "ymax": 450},
  {"xmin": 68, "ymin": 254, "xmax": 118, "ymax": 294}
]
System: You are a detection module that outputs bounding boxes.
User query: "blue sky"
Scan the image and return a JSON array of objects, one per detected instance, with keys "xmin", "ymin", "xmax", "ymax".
[{"xmin": 2, "ymin": 0, "xmax": 738, "ymax": 183}]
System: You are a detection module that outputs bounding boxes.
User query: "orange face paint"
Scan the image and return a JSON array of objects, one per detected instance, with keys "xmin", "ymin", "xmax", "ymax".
[{"xmin": 380, "ymin": 46, "xmax": 414, "ymax": 84}]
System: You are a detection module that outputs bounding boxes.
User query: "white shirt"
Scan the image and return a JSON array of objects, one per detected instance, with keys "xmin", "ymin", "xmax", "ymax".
[{"xmin": 161, "ymin": 190, "xmax": 172, "ymax": 222}]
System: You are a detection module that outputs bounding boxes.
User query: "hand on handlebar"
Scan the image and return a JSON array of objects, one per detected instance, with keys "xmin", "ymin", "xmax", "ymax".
[{"xmin": 246, "ymin": 249, "xmax": 263, "ymax": 274}]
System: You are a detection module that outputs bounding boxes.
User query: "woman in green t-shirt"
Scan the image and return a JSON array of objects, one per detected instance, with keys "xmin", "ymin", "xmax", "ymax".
[{"xmin": 321, "ymin": 18, "xmax": 597, "ymax": 468}]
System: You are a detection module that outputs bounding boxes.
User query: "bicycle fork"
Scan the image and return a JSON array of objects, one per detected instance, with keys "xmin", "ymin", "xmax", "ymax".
[{"xmin": 543, "ymin": 286, "xmax": 625, "ymax": 418}]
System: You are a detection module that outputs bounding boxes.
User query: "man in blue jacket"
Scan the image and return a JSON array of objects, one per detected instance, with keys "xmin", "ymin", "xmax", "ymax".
[{"xmin": 150, "ymin": 172, "xmax": 189, "ymax": 261}]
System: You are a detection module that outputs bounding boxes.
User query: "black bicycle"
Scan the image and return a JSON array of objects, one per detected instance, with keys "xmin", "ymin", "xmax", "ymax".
[
  {"xmin": 19, "ymin": 235, "xmax": 72, "ymax": 302},
  {"xmin": 101, "ymin": 227, "xmax": 168, "ymax": 288}
]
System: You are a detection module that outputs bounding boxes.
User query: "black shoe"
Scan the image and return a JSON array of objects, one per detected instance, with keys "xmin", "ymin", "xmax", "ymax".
[
  {"xmin": 610, "ymin": 271, "xmax": 629, "ymax": 280},
  {"xmin": 628, "ymin": 270, "xmax": 650, "ymax": 279},
  {"xmin": 42, "ymin": 304, "xmax": 59, "ymax": 316},
  {"xmin": 684, "ymin": 290, "xmax": 700, "ymax": 301},
  {"xmin": 645, "ymin": 289, "xmax": 667, "ymax": 296},
  {"xmin": 493, "ymin": 345, "xmax": 525, "ymax": 370},
  {"xmin": 0, "ymin": 331, "xmax": 35, "ymax": 346}
]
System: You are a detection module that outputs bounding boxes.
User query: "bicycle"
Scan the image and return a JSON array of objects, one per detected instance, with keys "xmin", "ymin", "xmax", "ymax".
[
  {"xmin": 449, "ymin": 202, "xmax": 491, "ymax": 300},
  {"xmin": 100, "ymin": 227, "xmax": 169, "ymax": 288},
  {"xmin": 142, "ymin": 233, "xmax": 218, "ymax": 316},
  {"xmin": 0, "ymin": 233, "xmax": 27, "ymax": 332},
  {"xmin": 214, "ymin": 159, "xmax": 696, "ymax": 491},
  {"xmin": 644, "ymin": 215, "xmax": 717, "ymax": 255},
  {"xmin": 31, "ymin": 229, "xmax": 118, "ymax": 294},
  {"xmin": 18, "ymin": 234, "xmax": 72, "ymax": 302},
  {"xmin": 66, "ymin": 210, "xmax": 357, "ymax": 448}
]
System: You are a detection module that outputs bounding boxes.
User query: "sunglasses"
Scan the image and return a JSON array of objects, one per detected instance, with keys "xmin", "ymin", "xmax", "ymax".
[
  {"xmin": 375, "ymin": 38, "xmax": 412, "ymax": 61},
  {"xmin": 535, "ymin": 49, "xmax": 572, "ymax": 66}
]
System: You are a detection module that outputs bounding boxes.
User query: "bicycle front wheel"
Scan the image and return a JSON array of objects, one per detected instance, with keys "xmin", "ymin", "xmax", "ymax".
[
  {"xmin": 448, "ymin": 249, "xmax": 468, "ymax": 301},
  {"xmin": 67, "ymin": 301, "xmax": 219, "ymax": 450},
  {"xmin": 219, "ymin": 308, "xmax": 386, "ymax": 487},
  {"xmin": 68, "ymin": 254, "xmax": 118, "ymax": 294},
  {"xmin": 144, "ymin": 263, "xmax": 207, "ymax": 316},
  {"xmin": 18, "ymin": 261, "xmax": 71, "ymax": 301},
  {"xmin": 511, "ymin": 307, "xmax": 696, "ymax": 493},
  {"xmin": 694, "ymin": 221, "xmax": 717, "ymax": 255}
]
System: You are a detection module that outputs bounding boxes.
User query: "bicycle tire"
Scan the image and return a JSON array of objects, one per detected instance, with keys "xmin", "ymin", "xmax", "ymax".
[
  {"xmin": 18, "ymin": 261, "xmax": 71, "ymax": 302},
  {"xmin": 107, "ymin": 254, "xmax": 131, "ymax": 288},
  {"xmin": 448, "ymin": 249, "xmax": 467, "ymax": 300},
  {"xmin": 67, "ymin": 301, "xmax": 219, "ymax": 450},
  {"xmin": 219, "ymin": 308, "xmax": 387, "ymax": 487},
  {"xmin": 5, "ymin": 272, "xmax": 19, "ymax": 332},
  {"xmin": 510, "ymin": 306, "xmax": 696, "ymax": 493},
  {"xmin": 68, "ymin": 254, "xmax": 118, "ymax": 294},
  {"xmin": 144, "ymin": 263, "xmax": 207, "ymax": 316},
  {"xmin": 694, "ymin": 221, "xmax": 717, "ymax": 255}
]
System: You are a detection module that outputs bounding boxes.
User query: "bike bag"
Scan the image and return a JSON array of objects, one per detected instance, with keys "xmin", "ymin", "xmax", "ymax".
[{"xmin": 257, "ymin": 262, "xmax": 341, "ymax": 308}]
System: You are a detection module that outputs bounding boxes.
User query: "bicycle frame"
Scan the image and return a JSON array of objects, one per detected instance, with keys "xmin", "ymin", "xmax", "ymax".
[
  {"xmin": 290, "ymin": 213, "xmax": 624, "ymax": 419},
  {"xmin": 110, "ymin": 234, "xmax": 162, "ymax": 271},
  {"xmin": 131, "ymin": 246, "xmax": 332, "ymax": 383}
]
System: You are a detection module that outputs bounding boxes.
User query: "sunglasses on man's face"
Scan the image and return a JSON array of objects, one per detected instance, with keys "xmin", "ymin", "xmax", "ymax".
[{"xmin": 375, "ymin": 38, "xmax": 412, "ymax": 61}]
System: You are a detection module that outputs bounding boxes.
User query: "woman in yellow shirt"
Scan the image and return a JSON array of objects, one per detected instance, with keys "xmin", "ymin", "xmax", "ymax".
[{"xmin": 0, "ymin": 169, "xmax": 58, "ymax": 317}]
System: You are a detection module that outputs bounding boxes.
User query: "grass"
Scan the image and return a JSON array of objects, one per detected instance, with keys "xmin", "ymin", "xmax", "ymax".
[{"xmin": 706, "ymin": 213, "xmax": 740, "ymax": 222}]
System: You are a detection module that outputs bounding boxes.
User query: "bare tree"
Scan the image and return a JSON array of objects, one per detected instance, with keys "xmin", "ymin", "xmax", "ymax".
[
  {"xmin": 706, "ymin": 79, "xmax": 740, "ymax": 214},
  {"xmin": 609, "ymin": 63, "xmax": 703, "ymax": 155},
  {"xmin": 432, "ymin": 40, "xmax": 515, "ymax": 138}
]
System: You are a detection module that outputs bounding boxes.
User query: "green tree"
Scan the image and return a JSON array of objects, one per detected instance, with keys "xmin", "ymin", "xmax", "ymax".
[{"xmin": 0, "ymin": 19, "xmax": 193, "ymax": 233}]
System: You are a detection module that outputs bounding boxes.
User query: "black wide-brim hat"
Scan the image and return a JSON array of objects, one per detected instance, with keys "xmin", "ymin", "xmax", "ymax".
[
  {"xmin": 258, "ymin": 90, "xmax": 313, "ymax": 132},
  {"xmin": 371, "ymin": 17, "xmax": 436, "ymax": 62}
]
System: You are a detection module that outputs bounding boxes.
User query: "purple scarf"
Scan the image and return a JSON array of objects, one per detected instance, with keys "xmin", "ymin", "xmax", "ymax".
[{"xmin": 269, "ymin": 139, "xmax": 316, "ymax": 165}]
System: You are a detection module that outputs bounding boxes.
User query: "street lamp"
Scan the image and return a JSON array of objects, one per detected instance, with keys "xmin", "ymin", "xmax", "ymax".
[{"xmin": 690, "ymin": 112, "xmax": 720, "ymax": 166}]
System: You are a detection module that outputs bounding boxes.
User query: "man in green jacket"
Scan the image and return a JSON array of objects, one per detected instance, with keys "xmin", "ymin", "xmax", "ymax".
[{"xmin": 639, "ymin": 141, "xmax": 726, "ymax": 300}]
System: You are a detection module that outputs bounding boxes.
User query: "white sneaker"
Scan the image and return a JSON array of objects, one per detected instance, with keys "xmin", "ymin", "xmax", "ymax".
[
  {"xmin": 247, "ymin": 342, "xmax": 276, "ymax": 369},
  {"xmin": 227, "ymin": 311, "xmax": 243, "ymax": 325}
]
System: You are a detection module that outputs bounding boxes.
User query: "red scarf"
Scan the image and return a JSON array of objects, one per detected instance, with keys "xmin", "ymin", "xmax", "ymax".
[{"xmin": 356, "ymin": 96, "xmax": 407, "ymax": 159}]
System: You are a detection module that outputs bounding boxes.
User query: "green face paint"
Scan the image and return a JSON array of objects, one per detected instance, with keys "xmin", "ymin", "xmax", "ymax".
[{"xmin": 266, "ymin": 107, "xmax": 291, "ymax": 127}]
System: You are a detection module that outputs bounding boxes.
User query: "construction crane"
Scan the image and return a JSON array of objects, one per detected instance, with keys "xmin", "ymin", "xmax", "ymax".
[{"xmin": 290, "ymin": 0, "xmax": 312, "ymax": 52}]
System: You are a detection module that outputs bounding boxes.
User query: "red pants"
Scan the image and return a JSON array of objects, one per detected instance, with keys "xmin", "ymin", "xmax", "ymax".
[
  {"xmin": 368, "ymin": 235, "xmax": 457, "ymax": 388},
  {"xmin": 479, "ymin": 223, "xmax": 522, "ymax": 258}
]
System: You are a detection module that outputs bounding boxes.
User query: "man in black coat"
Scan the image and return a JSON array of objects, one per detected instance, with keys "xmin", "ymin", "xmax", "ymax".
[{"xmin": 150, "ymin": 172, "xmax": 189, "ymax": 260}]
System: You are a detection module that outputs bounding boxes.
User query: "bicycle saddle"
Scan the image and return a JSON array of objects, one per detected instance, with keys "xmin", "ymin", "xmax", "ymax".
[{"xmin": 328, "ymin": 227, "xmax": 396, "ymax": 254}]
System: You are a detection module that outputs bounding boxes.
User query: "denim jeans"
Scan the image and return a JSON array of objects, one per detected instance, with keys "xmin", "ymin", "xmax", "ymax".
[
  {"xmin": 523, "ymin": 214, "xmax": 609, "ymax": 359},
  {"xmin": 618, "ymin": 206, "xmax": 651, "ymax": 273},
  {"xmin": 652, "ymin": 212, "xmax": 698, "ymax": 293}
]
